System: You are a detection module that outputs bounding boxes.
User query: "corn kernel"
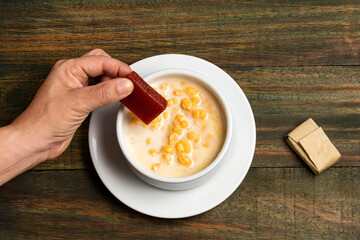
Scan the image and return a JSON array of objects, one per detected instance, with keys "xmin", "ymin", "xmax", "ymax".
[
  {"xmin": 185, "ymin": 87, "xmax": 199, "ymax": 96},
  {"xmin": 149, "ymin": 149, "xmax": 157, "ymax": 156},
  {"xmin": 191, "ymin": 97, "xmax": 200, "ymax": 105},
  {"xmin": 162, "ymin": 154, "xmax": 173, "ymax": 164},
  {"xmin": 146, "ymin": 138, "xmax": 151, "ymax": 144},
  {"xmin": 181, "ymin": 82, "xmax": 185, "ymax": 86},
  {"xmin": 181, "ymin": 98, "xmax": 193, "ymax": 111},
  {"xmin": 203, "ymin": 143, "xmax": 209, "ymax": 148},
  {"xmin": 151, "ymin": 163, "xmax": 161, "ymax": 172},
  {"xmin": 163, "ymin": 112, "xmax": 169, "ymax": 119},
  {"xmin": 205, "ymin": 133, "xmax": 214, "ymax": 140},
  {"xmin": 162, "ymin": 145, "xmax": 175, "ymax": 154},
  {"xmin": 167, "ymin": 98, "xmax": 179, "ymax": 106},
  {"xmin": 175, "ymin": 115, "xmax": 183, "ymax": 120},
  {"xmin": 173, "ymin": 115, "xmax": 183, "ymax": 126},
  {"xmin": 173, "ymin": 119, "xmax": 180, "ymax": 126},
  {"xmin": 194, "ymin": 136, "xmax": 201, "ymax": 143},
  {"xmin": 150, "ymin": 122, "xmax": 161, "ymax": 130},
  {"xmin": 187, "ymin": 131, "xmax": 198, "ymax": 140},
  {"xmin": 174, "ymin": 89, "xmax": 183, "ymax": 96},
  {"xmin": 178, "ymin": 154, "xmax": 192, "ymax": 167},
  {"xmin": 152, "ymin": 115, "xmax": 162, "ymax": 123},
  {"xmin": 192, "ymin": 109, "xmax": 207, "ymax": 119},
  {"xmin": 169, "ymin": 133, "xmax": 178, "ymax": 145},
  {"xmin": 180, "ymin": 120, "xmax": 189, "ymax": 128},
  {"xmin": 160, "ymin": 85, "xmax": 168, "ymax": 91},
  {"xmin": 175, "ymin": 140, "xmax": 191, "ymax": 154},
  {"xmin": 172, "ymin": 125, "xmax": 183, "ymax": 135}
]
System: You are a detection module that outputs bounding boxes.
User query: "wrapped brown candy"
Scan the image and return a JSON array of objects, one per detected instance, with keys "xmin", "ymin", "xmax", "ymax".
[{"xmin": 286, "ymin": 118, "xmax": 341, "ymax": 174}]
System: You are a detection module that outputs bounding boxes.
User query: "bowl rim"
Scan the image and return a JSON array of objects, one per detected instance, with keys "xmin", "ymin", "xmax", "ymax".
[{"xmin": 116, "ymin": 68, "xmax": 233, "ymax": 184}]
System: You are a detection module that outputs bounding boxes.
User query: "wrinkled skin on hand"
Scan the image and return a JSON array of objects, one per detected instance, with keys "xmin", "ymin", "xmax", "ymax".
[{"xmin": 0, "ymin": 49, "xmax": 133, "ymax": 185}]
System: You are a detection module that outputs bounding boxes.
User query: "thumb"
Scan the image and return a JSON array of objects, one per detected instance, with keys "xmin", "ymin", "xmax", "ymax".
[{"xmin": 77, "ymin": 78, "xmax": 133, "ymax": 112}]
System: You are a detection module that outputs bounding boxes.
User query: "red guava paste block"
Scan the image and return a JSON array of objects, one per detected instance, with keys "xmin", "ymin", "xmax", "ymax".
[{"xmin": 121, "ymin": 71, "xmax": 167, "ymax": 125}]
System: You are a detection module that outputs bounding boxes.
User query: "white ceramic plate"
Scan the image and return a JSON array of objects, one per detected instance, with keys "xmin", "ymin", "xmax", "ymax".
[{"xmin": 89, "ymin": 54, "xmax": 256, "ymax": 219}]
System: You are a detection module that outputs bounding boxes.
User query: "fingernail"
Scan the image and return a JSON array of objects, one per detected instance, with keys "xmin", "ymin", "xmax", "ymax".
[{"xmin": 117, "ymin": 78, "xmax": 134, "ymax": 97}]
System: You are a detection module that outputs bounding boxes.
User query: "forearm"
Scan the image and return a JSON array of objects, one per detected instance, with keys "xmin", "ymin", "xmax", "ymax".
[
  {"xmin": 0, "ymin": 49, "xmax": 133, "ymax": 186},
  {"xmin": 0, "ymin": 124, "xmax": 48, "ymax": 186}
]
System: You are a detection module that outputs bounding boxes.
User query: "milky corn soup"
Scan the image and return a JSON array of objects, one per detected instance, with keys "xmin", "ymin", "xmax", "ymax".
[{"xmin": 122, "ymin": 74, "xmax": 225, "ymax": 178}]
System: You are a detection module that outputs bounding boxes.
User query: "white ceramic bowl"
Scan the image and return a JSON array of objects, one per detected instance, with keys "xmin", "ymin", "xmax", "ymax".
[{"xmin": 116, "ymin": 68, "xmax": 233, "ymax": 190}]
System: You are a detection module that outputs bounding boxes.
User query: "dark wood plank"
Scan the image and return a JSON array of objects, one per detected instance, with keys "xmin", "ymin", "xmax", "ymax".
[
  {"xmin": 240, "ymin": 66, "xmax": 360, "ymax": 167},
  {"xmin": 0, "ymin": 0, "xmax": 359, "ymax": 170},
  {"xmin": 1, "ymin": 1, "xmax": 359, "ymax": 239},
  {"xmin": 0, "ymin": 0, "xmax": 359, "ymax": 67},
  {"xmin": 3, "ymin": 64, "xmax": 358, "ymax": 169},
  {"xmin": 0, "ymin": 168, "xmax": 359, "ymax": 239}
]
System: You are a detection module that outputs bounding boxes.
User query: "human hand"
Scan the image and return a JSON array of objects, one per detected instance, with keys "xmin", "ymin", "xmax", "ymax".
[{"xmin": 0, "ymin": 49, "xmax": 133, "ymax": 184}]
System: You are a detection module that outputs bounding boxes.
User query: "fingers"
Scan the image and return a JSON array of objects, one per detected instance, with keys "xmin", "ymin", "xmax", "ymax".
[
  {"xmin": 66, "ymin": 55, "xmax": 132, "ymax": 84},
  {"xmin": 82, "ymin": 48, "xmax": 111, "ymax": 57},
  {"xmin": 82, "ymin": 49, "xmax": 113, "ymax": 85},
  {"xmin": 54, "ymin": 59, "xmax": 67, "ymax": 67},
  {"xmin": 87, "ymin": 75, "xmax": 112, "ymax": 87},
  {"xmin": 101, "ymin": 75, "xmax": 112, "ymax": 82},
  {"xmin": 75, "ymin": 78, "xmax": 134, "ymax": 112},
  {"xmin": 53, "ymin": 48, "xmax": 111, "ymax": 71}
]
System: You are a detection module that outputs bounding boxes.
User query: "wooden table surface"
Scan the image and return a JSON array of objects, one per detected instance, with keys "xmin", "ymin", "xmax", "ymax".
[{"xmin": 1, "ymin": 0, "xmax": 359, "ymax": 239}]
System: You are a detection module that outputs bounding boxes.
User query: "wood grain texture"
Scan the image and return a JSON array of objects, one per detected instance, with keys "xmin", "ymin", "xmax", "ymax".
[
  {"xmin": 1, "ymin": 1, "xmax": 360, "ymax": 239},
  {"xmin": 0, "ymin": 168, "xmax": 359, "ymax": 239},
  {"xmin": 2, "ymin": 64, "xmax": 358, "ymax": 169},
  {"xmin": 240, "ymin": 66, "xmax": 360, "ymax": 167},
  {"xmin": 0, "ymin": 0, "xmax": 359, "ymax": 67}
]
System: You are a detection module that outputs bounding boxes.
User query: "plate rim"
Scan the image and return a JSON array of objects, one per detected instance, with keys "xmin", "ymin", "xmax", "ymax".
[{"xmin": 89, "ymin": 53, "xmax": 256, "ymax": 218}]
